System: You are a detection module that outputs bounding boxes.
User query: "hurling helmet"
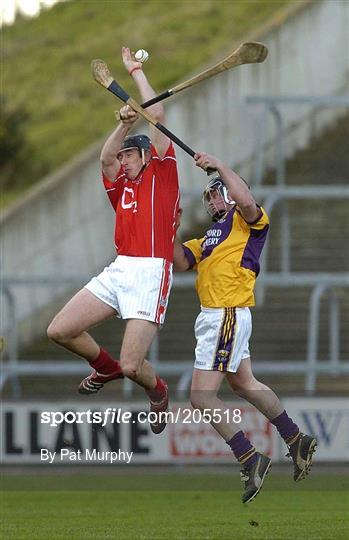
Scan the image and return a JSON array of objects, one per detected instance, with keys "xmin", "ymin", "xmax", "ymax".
[{"xmin": 202, "ymin": 176, "xmax": 235, "ymax": 221}]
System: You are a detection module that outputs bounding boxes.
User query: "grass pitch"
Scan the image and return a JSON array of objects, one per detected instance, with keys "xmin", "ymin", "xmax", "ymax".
[{"xmin": 1, "ymin": 471, "xmax": 348, "ymax": 540}]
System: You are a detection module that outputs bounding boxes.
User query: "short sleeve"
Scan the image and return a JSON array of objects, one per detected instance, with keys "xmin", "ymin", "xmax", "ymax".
[
  {"xmin": 236, "ymin": 206, "xmax": 269, "ymax": 230},
  {"xmin": 182, "ymin": 237, "xmax": 204, "ymax": 269},
  {"xmin": 249, "ymin": 206, "xmax": 269, "ymax": 230},
  {"xmin": 102, "ymin": 169, "xmax": 125, "ymax": 210}
]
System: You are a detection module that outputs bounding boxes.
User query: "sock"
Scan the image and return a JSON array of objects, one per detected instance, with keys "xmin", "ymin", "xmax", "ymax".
[
  {"xmin": 271, "ymin": 410, "xmax": 299, "ymax": 444},
  {"xmin": 146, "ymin": 376, "xmax": 167, "ymax": 403},
  {"xmin": 89, "ymin": 348, "xmax": 122, "ymax": 375},
  {"xmin": 227, "ymin": 430, "xmax": 258, "ymax": 470}
]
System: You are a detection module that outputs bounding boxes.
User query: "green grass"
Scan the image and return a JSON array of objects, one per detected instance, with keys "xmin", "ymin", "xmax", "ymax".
[
  {"xmin": 1, "ymin": 0, "xmax": 295, "ymax": 200},
  {"xmin": 1, "ymin": 473, "xmax": 348, "ymax": 539}
]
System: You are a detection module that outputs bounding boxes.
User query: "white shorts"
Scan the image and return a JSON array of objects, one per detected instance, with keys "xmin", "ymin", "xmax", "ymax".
[
  {"xmin": 194, "ymin": 307, "xmax": 252, "ymax": 373},
  {"xmin": 85, "ymin": 255, "xmax": 173, "ymax": 325}
]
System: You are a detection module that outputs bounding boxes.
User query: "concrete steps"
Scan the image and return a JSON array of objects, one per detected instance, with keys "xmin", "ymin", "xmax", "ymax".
[{"xmin": 9, "ymin": 114, "xmax": 349, "ymax": 397}]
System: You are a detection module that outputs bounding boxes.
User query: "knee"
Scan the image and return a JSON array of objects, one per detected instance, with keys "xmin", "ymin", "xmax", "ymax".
[
  {"xmin": 190, "ymin": 394, "xmax": 202, "ymax": 411},
  {"xmin": 190, "ymin": 390, "xmax": 210, "ymax": 411},
  {"xmin": 230, "ymin": 376, "xmax": 259, "ymax": 397},
  {"xmin": 47, "ymin": 320, "xmax": 68, "ymax": 344},
  {"xmin": 233, "ymin": 385, "xmax": 247, "ymax": 399},
  {"xmin": 121, "ymin": 361, "xmax": 140, "ymax": 380},
  {"xmin": 120, "ymin": 348, "xmax": 144, "ymax": 379},
  {"xmin": 190, "ymin": 392, "xmax": 199, "ymax": 410}
]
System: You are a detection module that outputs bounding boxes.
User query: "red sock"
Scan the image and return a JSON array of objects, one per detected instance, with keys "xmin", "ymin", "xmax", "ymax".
[
  {"xmin": 89, "ymin": 348, "xmax": 122, "ymax": 375},
  {"xmin": 146, "ymin": 376, "xmax": 167, "ymax": 402}
]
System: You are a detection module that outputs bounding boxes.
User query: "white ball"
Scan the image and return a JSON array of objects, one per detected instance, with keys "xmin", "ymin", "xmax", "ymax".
[{"xmin": 135, "ymin": 49, "xmax": 149, "ymax": 63}]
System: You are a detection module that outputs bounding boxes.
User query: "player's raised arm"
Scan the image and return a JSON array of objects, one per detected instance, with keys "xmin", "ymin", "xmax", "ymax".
[
  {"xmin": 194, "ymin": 152, "xmax": 260, "ymax": 223},
  {"xmin": 122, "ymin": 46, "xmax": 170, "ymax": 159},
  {"xmin": 100, "ymin": 106, "xmax": 138, "ymax": 180}
]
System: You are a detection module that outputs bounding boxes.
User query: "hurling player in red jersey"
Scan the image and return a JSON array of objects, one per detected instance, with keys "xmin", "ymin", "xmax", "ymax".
[{"xmin": 47, "ymin": 47, "xmax": 179, "ymax": 434}]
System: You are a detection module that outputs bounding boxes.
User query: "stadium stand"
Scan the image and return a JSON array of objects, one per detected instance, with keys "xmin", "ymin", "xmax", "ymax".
[{"xmin": 3, "ymin": 114, "xmax": 347, "ymax": 400}]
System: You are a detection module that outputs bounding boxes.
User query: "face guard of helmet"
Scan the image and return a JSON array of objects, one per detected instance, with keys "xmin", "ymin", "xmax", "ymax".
[
  {"xmin": 118, "ymin": 134, "xmax": 151, "ymax": 165},
  {"xmin": 202, "ymin": 177, "xmax": 235, "ymax": 221}
]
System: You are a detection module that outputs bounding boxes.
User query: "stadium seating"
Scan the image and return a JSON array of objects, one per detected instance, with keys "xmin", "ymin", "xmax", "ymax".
[{"xmin": 4, "ymin": 115, "xmax": 348, "ymax": 399}]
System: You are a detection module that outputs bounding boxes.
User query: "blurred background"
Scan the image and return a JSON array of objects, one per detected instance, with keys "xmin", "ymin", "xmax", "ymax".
[{"xmin": 1, "ymin": 0, "xmax": 348, "ymax": 466}]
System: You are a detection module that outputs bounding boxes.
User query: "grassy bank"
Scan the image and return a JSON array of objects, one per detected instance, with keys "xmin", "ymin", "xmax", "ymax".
[{"xmin": 1, "ymin": 0, "xmax": 295, "ymax": 202}]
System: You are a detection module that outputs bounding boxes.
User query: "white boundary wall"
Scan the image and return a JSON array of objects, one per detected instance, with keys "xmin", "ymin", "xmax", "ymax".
[
  {"xmin": 1, "ymin": 0, "xmax": 348, "ymax": 339},
  {"xmin": 171, "ymin": 0, "xmax": 349, "ymax": 191},
  {"xmin": 1, "ymin": 398, "xmax": 348, "ymax": 464}
]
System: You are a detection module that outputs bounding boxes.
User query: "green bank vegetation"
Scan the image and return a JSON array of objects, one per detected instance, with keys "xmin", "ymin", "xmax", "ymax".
[{"xmin": 2, "ymin": 0, "xmax": 294, "ymax": 205}]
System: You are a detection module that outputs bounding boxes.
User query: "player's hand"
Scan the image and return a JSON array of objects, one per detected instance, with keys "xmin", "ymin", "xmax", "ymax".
[
  {"xmin": 194, "ymin": 152, "xmax": 221, "ymax": 172},
  {"xmin": 117, "ymin": 105, "xmax": 138, "ymax": 125},
  {"xmin": 122, "ymin": 46, "xmax": 142, "ymax": 74}
]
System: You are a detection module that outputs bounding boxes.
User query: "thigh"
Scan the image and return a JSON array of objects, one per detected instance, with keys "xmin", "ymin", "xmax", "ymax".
[
  {"xmin": 226, "ymin": 356, "xmax": 254, "ymax": 390},
  {"xmin": 51, "ymin": 288, "xmax": 118, "ymax": 335},
  {"xmin": 191, "ymin": 368, "xmax": 226, "ymax": 392},
  {"xmin": 190, "ymin": 369, "xmax": 226, "ymax": 410},
  {"xmin": 120, "ymin": 319, "xmax": 158, "ymax": 366}
]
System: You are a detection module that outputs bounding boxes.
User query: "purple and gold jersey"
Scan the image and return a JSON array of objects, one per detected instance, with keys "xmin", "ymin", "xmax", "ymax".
[{"xmin": 182, "ymin": 207, "xmax": 269, "ymax": 308}]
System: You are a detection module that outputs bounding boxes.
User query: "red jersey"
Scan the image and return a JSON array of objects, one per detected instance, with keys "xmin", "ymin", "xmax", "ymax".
[{"xmin": 102, "ymin": 143, "xmax": 180, "ymax": 262}]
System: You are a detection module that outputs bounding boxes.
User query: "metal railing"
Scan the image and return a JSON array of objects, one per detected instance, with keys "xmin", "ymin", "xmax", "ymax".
[
  {"xmin": 246, "ymin": 95, "xmax": 349, "ymax": 186},
  {"xmin": 252, "ymin": 185, "xmax": 349, "ymax": 304},
  {"xmin": 2, "ymin": 93, "xmax": 349, "ymax": 397},
  {"xmin": 1, "ymin": 271, "xmax": 348, "ymax": 398}
]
